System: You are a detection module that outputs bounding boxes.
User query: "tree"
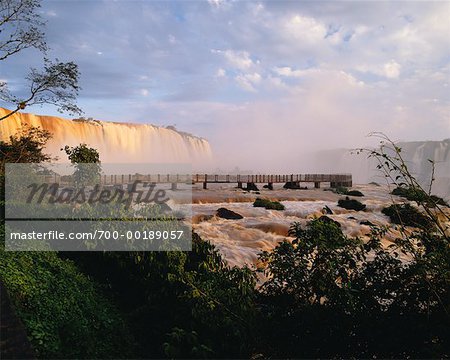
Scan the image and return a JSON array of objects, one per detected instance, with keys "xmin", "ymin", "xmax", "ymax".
[
  {"xmin": 0, "ymin": 125, "xmax": 52, "ymax": 170},
  {"xmin": 62, "ymin": 144, "xmax": 100, "ymax": 186},
  {"xmin": 0, "ymin": 0, "xmax": 81, "ymax": 121},
  {"xmin": 0, "ymin": 0, "xmax": 46, "ymax": 61},
  {"xmin": 258, "ymin": 218, "xmax": 449, "ymax": 358}
]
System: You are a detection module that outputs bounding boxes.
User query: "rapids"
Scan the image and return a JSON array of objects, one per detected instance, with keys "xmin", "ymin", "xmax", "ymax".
[{"xmin": 189, "ymin": 184, "xmax": 449, "ymax": 267}]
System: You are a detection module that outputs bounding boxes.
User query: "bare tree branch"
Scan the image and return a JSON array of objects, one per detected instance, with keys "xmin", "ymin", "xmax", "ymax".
[
  {"xmin": 0, "ymin": 59, "xmax": 82, "ymax": 120},
  {"xmin": 0, "ymin": 0, "xmax": 82, "ymax": 121},
  {"xmin": 0, "ymin": 0, "xmax": 46, "ymax": 60}
]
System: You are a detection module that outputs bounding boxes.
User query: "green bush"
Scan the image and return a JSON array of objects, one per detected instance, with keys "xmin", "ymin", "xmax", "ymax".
[
  {"xmin": 61, "ymin": 233, "xmax": 257, "ymax": 358},
  {"xmin": 253, "ymin": 198, "xmax": 285, "ymax": 210},
  {"xmin": 258, "ymin": 218, "xmax": 450, "ymax": 358},
  {"xmin": 392, "ymin": 186, "xmax": 448, "ymax": 207},
  {"xmin": 334, "ymin": 186, "xmax": 349, "ymax": 195},
  {"xmin": 337, "ymin": 197, "xmax": 366, "ymax": 211},
  {"xmin": 333, "ymin": 187, "xmax": 364, "ymax": 197},
  {"xmin": 382, "ymin": 203, "xmax": 433, "ymax": 229},
  {"xmin": 0, "ymin": 245, "xmax": 134, "ymax": 359}
]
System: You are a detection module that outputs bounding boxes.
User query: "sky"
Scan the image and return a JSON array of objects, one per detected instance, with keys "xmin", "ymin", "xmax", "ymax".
[{"xmin": 1, "ymin": 0, "xmax": 449, "ymax": 170}]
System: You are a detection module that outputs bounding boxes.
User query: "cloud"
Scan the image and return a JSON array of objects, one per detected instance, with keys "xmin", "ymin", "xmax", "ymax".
[
  {"xmin": 283, "ymin": 14, "xmax": 327, "ymax": 43},
  {"xmin": 213, "ymin": 49, "xmax": 256, "ymax": 70},
  {"xmin": 168, "ymin": 34, "xmax": 177, "ymax": 44},
  {"xmin": 1, "ymin": 0, "xmax": 449, "ymax": 172},
  {"xmin": 46, "ymin": 10, "xmax": 57, "ymax": 17},
  {"xmin": 216, "ymin": 68, "xmax": 226, "ymax": 77},
  {"xmin": 383, "ymin": 60, "xmax": 401, "ymax": 79},
  {"xmin": 207, "ymin": 0, "xmax": 227, "ymax": 8},
  {"xmin": 274, "ymin": 66, "xmax": 308, "ymax": 78},
  {"xmin": 235, "ymin": 72, "xmax": 261, "ymax": 92}
]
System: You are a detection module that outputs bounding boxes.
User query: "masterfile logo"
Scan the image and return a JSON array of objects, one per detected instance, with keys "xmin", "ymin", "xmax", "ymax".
[{"xmin": 4, "ymin": 163, "xmax": 192, "ymax": 251}]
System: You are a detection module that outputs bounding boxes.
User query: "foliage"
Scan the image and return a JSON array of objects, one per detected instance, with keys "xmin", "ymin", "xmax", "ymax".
[
  {"xmin": 0, "ymin": 0, "xmax": 81, "ymax": 120},
  {"xmin": 337, "ymin": 197, "xmax": 366, "ymax": 211},
  {"xmin": 346, "ymin": 189, "xmax": 364, "ymax": 197},
  {"xmin": 333, "ymin": 186, "xmax": 348, "ymax": 194},
  {"xmin": 72, "ymin": 116, "xmax": 101, "ymax": 125},
  {"xmin": 253, "ymin": 197, "xmax": 285, "ymax": 210},
  {"xmin": 0, "ymin": 125, "xmax": 52, "ymax": 170},
  {"xmin": 392, "ymin": 186, "xmax": 448, "ymax": 207},
  {"xmin": 0, "ymin": 235, "xmax": 134, "ymax": 358},
  {"xmin": 382, "ymin": 203, "xmax": 434, "ymax": 230},
  {"xmin": 355, "ymin": 132, "xmax": 449, "ymax": 239},
  {"xmin": 62, "ymin": 143, "xmax": 101, "ymax": 186},
  {"xmin": 0, "ymin": 125, "xmax": 52, "ymax": 208},
  {"xmin": 163, "ymin": 327, "xmax": 213, "ymax": 359},
  {"xmin": 60, "ymin": 233, "xmax": 257, "ymax": 358},
  {"xmin": 0, "ymin": 0, "xmax": 46, "ymax": 61},
  {"xmin": 258, "ymin": 218, "xmax": 450, "ymax": 358},
  {"xmin": 333, "ymin": 186, "xmax": 364, "ymax": 197}
]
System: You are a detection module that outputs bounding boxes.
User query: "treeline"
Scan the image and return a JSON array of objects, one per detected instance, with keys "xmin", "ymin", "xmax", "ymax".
[{"xmin": 1, "ymin": 220, "xmax": 449, "ymax": 358}]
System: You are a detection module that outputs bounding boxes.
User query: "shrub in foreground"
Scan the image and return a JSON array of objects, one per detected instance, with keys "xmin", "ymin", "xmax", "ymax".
[
  {"xmin": 60, "ymin": 233, "xmax": 257, "ymax": 359},
  {"xmin": 258, "ymin": 219, "xmax": 449, "ymax": 358},
  {"xmin": 0, "ymin": 244, "xmax": 134, "ymax": 359}
]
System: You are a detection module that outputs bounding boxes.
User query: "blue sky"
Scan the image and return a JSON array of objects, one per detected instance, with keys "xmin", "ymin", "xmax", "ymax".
[{"xmin": 1, "ymin": 0, "xmax": 449, "ymax": 169}]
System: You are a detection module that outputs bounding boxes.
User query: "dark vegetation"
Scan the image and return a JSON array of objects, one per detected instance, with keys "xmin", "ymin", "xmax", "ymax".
[
  {"xmin": 334, "ymin": 186, "xmax": 364, "ymax": 197},
  {"xmin": 347, "ymin": 189, "xmax": 364, "ymax": 196},
  {"xmin": 382, "ymin": 203, "xmax": 433, "ymax": 230},
  {"xmin": 59, "ymin": 234, "xmax": 257, "ymax": 359},
  {"xmin": 62, "ymin": 143, "xmax": 101, "ymax": 186},
  {"xmin": 1, "ymin": 127, "xmax": 449, "ymax": 358},
  {"xmin": 317, "ymin": 215, "xmax": 341, "ymax": 227},
  {"xmin": 392, "ymin": 186, "xmax": 448, "ymax": 207},
  {"xmin": 258, "ymin": 219, "xmax": 449, "ymax": 358},
  {"xmin": 0, "ymin": 126, "xmax": 53, "ymax": 167},
  {"xmin": 253, "ymin": 197, "xmax": 285, "ymax": 210},
  {"xmin": 72, "ymin": 116, "xmax": 102, "ymax": 125},
  {"xmin": 337, "ymin": 197, "xmax": 366, "ymax": 211},
  {"xmin": 0, "ymin": 246, "xmax": 134, "ymax": 359}
]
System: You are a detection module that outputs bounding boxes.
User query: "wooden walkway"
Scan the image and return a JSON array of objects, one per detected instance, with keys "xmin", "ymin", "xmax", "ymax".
[
  {"xmin": 192, "ymin": 174, "xmax": 352, "ymax": 189},
  {"xmin": 44, "ymin": 173, "xmax": 352, "ymax": 189}
]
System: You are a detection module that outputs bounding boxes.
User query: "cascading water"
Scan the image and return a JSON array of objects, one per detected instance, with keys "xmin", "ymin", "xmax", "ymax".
[
  {"xmin": 0, "ymin": 108, "xmax": 213, "ymax": 165},
  {"xmin": 313, "ymin": 140, "xmax": 450, "ymax": 201},
  {"xmin": 398, "ymin": 140, "xmax": 450, "ymax": 199}
]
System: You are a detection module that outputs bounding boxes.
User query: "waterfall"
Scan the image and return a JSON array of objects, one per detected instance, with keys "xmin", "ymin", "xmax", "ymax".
[
  {"xmin": 312, "ymin": 140, "xmax": 450, "ymax": 200},
  {"xmin": 397, "ymin": 140, "xmax": 450, "ymax": 201},
  {"xmin": 0, "ymin": 108, "xmax": 213, "ymax": 166}
]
